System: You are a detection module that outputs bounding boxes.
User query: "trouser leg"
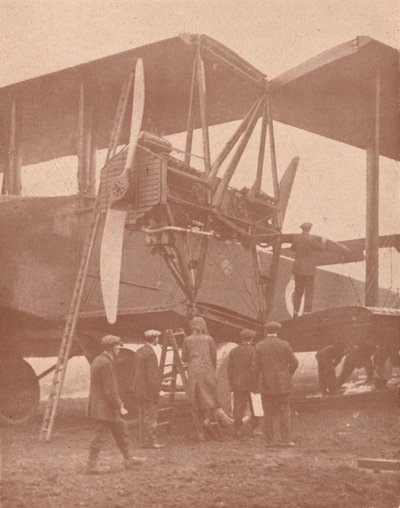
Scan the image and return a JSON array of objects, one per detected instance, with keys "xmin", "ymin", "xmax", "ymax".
[
  {"xmin": 233, "ymin": 391, "xmax": 249, "ymax": 432},
  {"xmin": 261, "ymin": 395, "xmax": 275, "ymax": 444},
  {"xmin": 364, "ymin": 358, "xmax": 374, "ymax": 383},
  {"xmin": 278, "ymin": 394, "xmax": 292, "ymax": 443},
  {"xmin": 326, "ymin": 365, "xmax": 337, "ymax": 394},
  {"xmin": 303, "ymin": 276, "xmax": 315, "ymax": 313},
  {"xmin": 87, "ymin": 420, "xmax": 109, "ymax": 470},
  {"xmin": 142, "ymin": 400, "xmax": 158, "ymax": 446},
  {"xmin": 317, "ymin": 362, "xmax": 327, "ymax": 392},
  {"xmin": 89, "ymin": 420, "xmax": 109, "ymax": 453},
  {"xmin": 337, "ymin": 356, "xmax": 355, "ymax": 386},
  {"xmin": 110, "ymin": 419, "xmax": 130, "ymax": 460},
  {"xmin": 137, "ymin": 402, "xmax": 144, "ymax": 446},
  {"xmin": 293, "ymin": 276, "xmax": 305, "ymax": 314},
  {"xmin": 318, "ymin": 361, "xmax": 335, "ymax": 393}
]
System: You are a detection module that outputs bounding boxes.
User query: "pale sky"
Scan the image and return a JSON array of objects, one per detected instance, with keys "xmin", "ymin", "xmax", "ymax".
[{"xmin": 1, "ymin": 0, "xmax": 399, "ymax": 289}]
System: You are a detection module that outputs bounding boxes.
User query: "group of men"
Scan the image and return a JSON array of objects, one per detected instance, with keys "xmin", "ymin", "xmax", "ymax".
[
  {"xmin": 86, "ymin": 329, "xmax": 164, "ymax": 474},
  {"xmin": 85, "ymin": 319, "xmax": 300, "ymax": 473},
  {"xmin": 316, "ymin": 341, "xmax": 396, "ymax": 396},
  {"xmin": 228, "ymin": 322, "xmax": 298, "ymax": 447}
]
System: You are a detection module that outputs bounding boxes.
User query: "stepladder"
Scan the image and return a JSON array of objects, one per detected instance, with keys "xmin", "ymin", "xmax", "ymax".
[{"xmin": 158, "ymin": 328, "xmax": 222, "ymax": 440}]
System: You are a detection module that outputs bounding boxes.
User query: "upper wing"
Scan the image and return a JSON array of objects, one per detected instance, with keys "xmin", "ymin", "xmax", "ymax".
[
  {"xmin": 0, "ymin": 34, "xmax": 265, "ymax": 167},
  {"xmin": 271, "ymin": 36, "xmax": 399, "ymax": 161}
]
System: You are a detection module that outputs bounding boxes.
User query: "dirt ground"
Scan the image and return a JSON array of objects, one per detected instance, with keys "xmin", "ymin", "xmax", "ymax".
[{"xmin": 1, "ymin": 391, "xmax": 399, "ymax": 508}]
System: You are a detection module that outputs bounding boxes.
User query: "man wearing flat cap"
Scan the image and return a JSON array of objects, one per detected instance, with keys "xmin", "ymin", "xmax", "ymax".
[
  {"xmin": 132, "ymin": 330, "xmax": 165, "ymax": 449},
  {"xmin": 86, "ymin": 335, "xmax": 145, "ymax": 474},
  {"xmin": 255, "ymin": 322, "xmax": 298, "ymax": 447},
  {"xmin": 291, "ymin": 222, "xmax": 326, "ymax": 317},
  {"xmin": 228, "ymin": 329, "xmax": 257, "ymax": 437}
]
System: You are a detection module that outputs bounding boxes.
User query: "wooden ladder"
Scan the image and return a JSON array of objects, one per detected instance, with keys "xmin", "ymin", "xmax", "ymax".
[
  {"xmin": 39, "ymin": 76, "xmax": 134, "ymax": 442},
  {"xmin": 158, "ymin": 328, "xmax": 222, "ymax": 439},
  {"xmin": 39, "ymin": 201, "xmax": 101, "ymax": 441}
]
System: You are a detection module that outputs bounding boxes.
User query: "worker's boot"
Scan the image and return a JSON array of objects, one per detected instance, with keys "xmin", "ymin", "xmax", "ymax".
[
  {"xmin": 214, "ymin": 408, "xmax": 234, "ymax": 428},
  {"xmin": 121, "ymin": 446, "xmax": 146, "ymax": 469},
  {"xmin": 124, "ymin": 455, "xmax": 146, "ymax": 469},
  {"xmin": 86, "ymin": 447, "xmax": 101, "ymax": 475}
]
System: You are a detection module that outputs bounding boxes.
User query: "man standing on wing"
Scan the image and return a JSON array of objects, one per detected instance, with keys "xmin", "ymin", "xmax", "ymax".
[
  {"xmin": 291, "ymin": 222, "xmax": 326, "ymax": 317},
  {"xmin": 132, "ymin": 329, "xmax": 165, "ymax": 449},
  {"xmin": 227, "ymin": 328, "xmax": 257, "ymax": 438},
  {"xmin": 86, "ymin": 335, "xmax": 145, "ymax": 474},
  {"xmin": 255, "ymin": 322, "xmax": 298, "ymax": 448}
]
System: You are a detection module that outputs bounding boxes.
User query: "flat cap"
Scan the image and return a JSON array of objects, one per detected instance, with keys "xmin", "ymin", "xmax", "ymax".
[
  {"xmin": 101, "ymin": 335, "xmax": 123, "ymax": 347},
  {"xmin": 240, "ymin": 328, "xmax": 256, "ymax": 339},
  {"xmin": 264, "ymin": 321, "xmax": 282, "ymax": 333},
  {"xmin": 144, "ymin": 329, "xmax": 162, "ymax": 338},
  {"xmin": 300, "ymin": 222, "xmax": 313, "ymax": 231}
]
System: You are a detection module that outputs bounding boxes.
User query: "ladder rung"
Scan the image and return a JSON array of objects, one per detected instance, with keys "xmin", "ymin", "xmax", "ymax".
[{"xmin": 157, "ymin": 407, "xmax": 171, "ymax": 413}]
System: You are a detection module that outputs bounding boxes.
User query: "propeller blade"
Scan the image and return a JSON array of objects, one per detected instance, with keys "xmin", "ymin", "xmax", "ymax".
[
  {"xmin": 277, "ymin": 156, "xmax": 299, "ymax": 223},
  {"xmin": 100, "ymin": 208, "xmax": 128, "ymax": 324},
  {"xmin": 100, "ymin": 58, "xmax": 145, "ymax": 324}
]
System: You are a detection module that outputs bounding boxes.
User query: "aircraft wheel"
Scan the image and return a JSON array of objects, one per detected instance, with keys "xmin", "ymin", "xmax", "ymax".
[{"xmin": 0, "ymin": 357, "xmax": 40, "ymax": 425}]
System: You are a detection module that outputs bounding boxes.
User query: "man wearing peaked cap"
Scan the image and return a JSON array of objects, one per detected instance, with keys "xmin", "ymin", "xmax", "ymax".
[
  {"xmin": 255, "ymin": 322, "xmax": 298, "ymax": 448},
  {"xmin": 290, "ymin": 221, "xmax": 326, "ymax": 317},
  {"xmin": 228, "ymin": 328, "xmax": 257, "ymax": 437},
  {"xmin": 132, "ymin": 329, "xmax": 165, "ymax": 449},
  {"xmin": 144, "ymin": 329, "xmax": 162, "ymax": 339},
  {"xmin": 101, "ymin": 334, "xmax": 123, "ymax": 347},
  {"xmin": 86, "ymin": 335, "xmax": 145, "ymax": 473},
  {"xmin": 300, "ymin": 222, "xmax": 313, "ymax": 231},
  {"xmin": 264, "ymin": 322, "xmax": 282, "ymax": 333}
]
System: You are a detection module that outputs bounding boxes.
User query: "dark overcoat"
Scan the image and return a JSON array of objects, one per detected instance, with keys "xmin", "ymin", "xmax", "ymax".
[
  {"xmin": 227, "ymin": 343, "xmax": 257, "ymax": 392},
  {"xmin": 87, "ymin": 352, "xmax": 122, "ymax": 422},
  {"xmin": 291, "ymin": 233, "xmax": 324, "ymax": 276},
  {"xmin": 255, "ymin": 336, "xmax": 299, "ymax": 394},
  {"xmin": 131, "ymin": 344, "xmax": 161, "ymax": 403}
]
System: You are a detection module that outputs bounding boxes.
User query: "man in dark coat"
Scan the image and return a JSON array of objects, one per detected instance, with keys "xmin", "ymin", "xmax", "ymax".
[
  {"xmin": 291, "ymin": 222, "xmax": 326, "ymax": 316},
  {"xmin": 132, "ymin": 330, "xmax": 165, "ymax": 449},
  {"xmin": 337, "ymin": 344, "xmax": 375, "ymax": 388},
  {"xmin": 315, "ymin": 344, "xmax": 344, "ymax": 395},
  {"xmin": 227, "ymin": 328, "xmax": 257, "ymax": 437},
  {"xmin": 86, "ymin": 335, "xmax": 145, "ymax": 474},
  {"xmin": 255, "ymin": 322, "xmax": 299, "ymax": 447}
]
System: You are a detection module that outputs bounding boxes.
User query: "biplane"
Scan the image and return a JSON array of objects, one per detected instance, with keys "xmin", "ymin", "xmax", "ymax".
[{"xmin": 0, "ymin": 34, "xmax": 398, "ymax": 426}]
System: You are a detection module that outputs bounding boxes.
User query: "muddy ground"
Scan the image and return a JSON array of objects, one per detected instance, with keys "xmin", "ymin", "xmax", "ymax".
[{"xmin": 1, "ymin": 390, "xmax": 399, "ymax": 508}]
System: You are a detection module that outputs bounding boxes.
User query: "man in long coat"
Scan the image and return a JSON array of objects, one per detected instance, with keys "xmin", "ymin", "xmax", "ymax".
[
  {"xmin": 87, "ymin": 335, "xmax": 145, "ymax": 473},
  {"xmin": 255, "ymin": 322, "xmax": 298, "ymax": 447},
  {"xmin": 132, "ymin": 330, "xmax": 165, "ymax": 449},
  {"xmin": 182, "ymin": 317, "xmax": 226, "ymax": 439},
  {"xmin": 227, "ymin": 328, "xmax": 257, "ymax": 437},
  {"xmin": 291, "ymin": 222, "xmax": 325, "ymax": 316}
]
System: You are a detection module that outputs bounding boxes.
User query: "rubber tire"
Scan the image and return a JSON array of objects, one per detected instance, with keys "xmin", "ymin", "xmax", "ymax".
[{"xmin": 0, "ymin": 357, "xmax": 40, "ymax": 425}]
